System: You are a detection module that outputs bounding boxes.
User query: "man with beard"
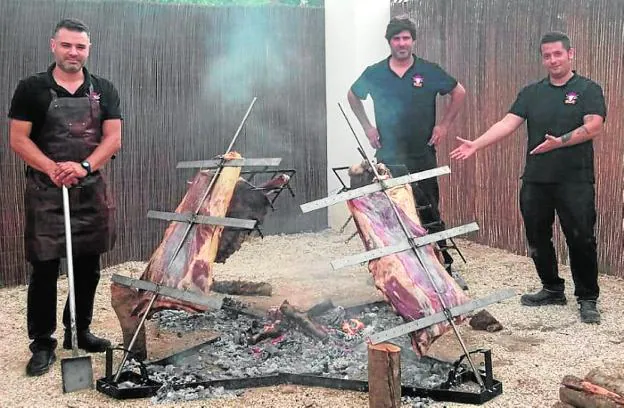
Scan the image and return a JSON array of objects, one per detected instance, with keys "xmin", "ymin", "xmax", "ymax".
[
  {"xmin": 347, "ymin": 16, "xmax": 466, "ymax": 284},
  {"xmin": 8, "ymin": 18, "xmax": 121, "ymax": 376},
  {"xmin": 451, "ymin": 32, "xmax": 605, "ymax": 324}
]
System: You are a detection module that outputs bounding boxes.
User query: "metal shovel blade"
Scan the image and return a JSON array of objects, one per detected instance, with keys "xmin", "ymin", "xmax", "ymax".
[
  {"xmin": 60, "ymin": 185, "xmax": 94, "ymax": 393},
  {"xmin": 61, "ymin": 356, "xmax": 94, "ymax": 393}
]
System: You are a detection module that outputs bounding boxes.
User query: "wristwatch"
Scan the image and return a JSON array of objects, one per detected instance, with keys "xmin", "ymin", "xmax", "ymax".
[{"xmin": 80, "ymin": 160, "xmax": 92, "ymax": 175}]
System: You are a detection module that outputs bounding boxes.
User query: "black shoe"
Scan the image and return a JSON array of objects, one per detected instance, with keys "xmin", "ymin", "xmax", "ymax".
[
  {"xmin": 579, "ymin": 300, "xmax": 601, "ymax": 324},
  {"xmin": 520, "ymin": 288, "xmax": 567, "ymax": 306},
  {"xmin": 26, "ymin": 349, "xmax": 56, "ymax": 377},
  {"xmin": 63, "ymin": 330, "xmax": 111, "ymax": 353}
]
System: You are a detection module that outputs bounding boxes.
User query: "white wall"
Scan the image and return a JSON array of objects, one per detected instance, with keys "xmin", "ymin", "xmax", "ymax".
[{"xmin": 325, "ymin": 0, "xmax": 390, "ymax": 229}]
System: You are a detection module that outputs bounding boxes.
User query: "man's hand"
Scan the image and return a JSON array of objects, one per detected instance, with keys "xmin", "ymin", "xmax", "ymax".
[
  {"xmin": 54, "ymin": 162, "xmax": 87, "ymax": 186},
  {"xmin": 450, "ymin": 137, "xmax": 478, "ymax": 160},
  {"xmin": 429, "ymin": 124, "xmax": 448, "ymax": 146},
  {"xmin": 365, "ymin": 127, "xmax": 381, "ymax": 149},
  {"xmin": 529, "ymin": 134, "xmax": 562, "ymax": 155}
]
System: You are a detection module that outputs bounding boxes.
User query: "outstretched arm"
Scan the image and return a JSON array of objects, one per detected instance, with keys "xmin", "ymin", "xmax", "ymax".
[{"xmin": 450, "ymin": 113, "xmax": 525, "ymax": 160}]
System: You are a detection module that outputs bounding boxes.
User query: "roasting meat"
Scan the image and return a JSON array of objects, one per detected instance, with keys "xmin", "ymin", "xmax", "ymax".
[{"xmin": 347, "ymin": 161, "xmax": 469, "ymax": 356}]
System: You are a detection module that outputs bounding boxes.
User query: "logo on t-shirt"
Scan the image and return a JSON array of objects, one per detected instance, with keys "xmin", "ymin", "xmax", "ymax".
[
  {"xmin": 564, "ymin": 91, "xmax": 578, "ymax": 105},
  {"xmin": 412, "ymin": 74, "xmax": 424, "ymax": 88}
]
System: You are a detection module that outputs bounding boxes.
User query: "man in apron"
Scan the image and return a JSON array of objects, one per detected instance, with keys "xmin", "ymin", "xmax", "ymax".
[{"xmin": 8, "ymin": 18, "xmax": 122, "ymax": 376}]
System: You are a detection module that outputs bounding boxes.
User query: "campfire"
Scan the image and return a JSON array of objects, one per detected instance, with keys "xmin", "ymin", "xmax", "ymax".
[{"xmin": 116, "ymin": 299, "xmax": 453, "ymax": 404}]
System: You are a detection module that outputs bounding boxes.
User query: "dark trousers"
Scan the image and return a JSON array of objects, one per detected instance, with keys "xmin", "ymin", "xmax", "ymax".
[
  {"xmin": 519, "ymin": 182, "xmax": 599, "ymax": 300},
  {"xmin": 27, "ymin": 254, "xmax": 101, "ymax": 352}
]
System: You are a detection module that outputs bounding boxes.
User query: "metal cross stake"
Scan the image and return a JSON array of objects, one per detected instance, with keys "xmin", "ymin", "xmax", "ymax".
[
  {"xmin": 300, "ymin": 103, "xmax": 511, "ymax": 390},
  {"xmin": 112, "ymin": 97, "xmax": 283, "ymax": 382}
]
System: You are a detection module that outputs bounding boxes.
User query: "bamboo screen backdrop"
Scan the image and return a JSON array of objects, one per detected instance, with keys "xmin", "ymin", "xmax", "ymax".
[
  {"xmin": 0, "ymin": 1, "xmax": 327, "ymax": 286},
  {"xmin": 392, "ymin": 0, "xmax": 624, "ymax": 278}
]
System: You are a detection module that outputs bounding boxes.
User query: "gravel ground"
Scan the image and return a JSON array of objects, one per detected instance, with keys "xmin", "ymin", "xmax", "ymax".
[{"xmin": 0, "ymin": 228, "xmax": 623, "ymax": 408}]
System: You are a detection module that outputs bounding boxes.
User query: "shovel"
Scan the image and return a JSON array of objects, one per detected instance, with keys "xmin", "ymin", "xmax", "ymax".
[{"xmin": 60, "ymin": 185, "xmax": 94, "ymax": 393}]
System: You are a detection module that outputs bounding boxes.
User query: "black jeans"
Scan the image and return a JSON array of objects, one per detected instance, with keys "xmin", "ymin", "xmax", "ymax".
[
  {"xmin": 27, "ymin": 254, "xmax": 101, "ymax": 352},
  {"xmin": 519, "ymin": 182, "xmax": 599, "ymax": 300},
  {"xmin": 381, "ymin": 151, "xmax": 453, "ymax": 264}
]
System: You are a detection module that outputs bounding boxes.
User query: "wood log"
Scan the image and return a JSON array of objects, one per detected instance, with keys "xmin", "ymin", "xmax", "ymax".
[
  {"xmin": 562, "ymin": 375, "xmax": 624, "ymax": 405},
  {"xmin": 368, "ymin": 343, "xmax": 401, "ymax": 408},
  {"xmin": 211, "ymin": 279, "xmax": 272, "ymax": 296},
  {"xmin": 279, "ymin": 300, "xmax": 328, "ymax": 340},
  {"xmin": 559, "ymin": 385, "xmax": 621, "ymax": 408},
  {"xmin": 347, "ymin": 162, "xmax": 470, "ymax": 356},
  {"xmin": 306, "ymin": 299, "xmax": 335, "ymax": 318},
  {"xmin": 586, "ymin": 368, "xmax": 624, "ymax": 397}
]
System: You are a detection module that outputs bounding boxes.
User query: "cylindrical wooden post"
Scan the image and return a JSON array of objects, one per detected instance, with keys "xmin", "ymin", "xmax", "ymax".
[{"xmin": 368, "ymin": 343, "xmax": 401, "ymax": 408}]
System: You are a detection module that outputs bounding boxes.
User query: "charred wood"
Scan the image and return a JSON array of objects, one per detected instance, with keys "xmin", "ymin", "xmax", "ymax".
[
  {"xmin": 279, "ymin": 300, "xmax": 328, "ymax": 340},
  {"xmin": 211, "ymin": 279, "xmax": 272, "ymax": 296},
  {"xmin": 305, "ymin": 299, "xmax": 335, "ymax": 318}
]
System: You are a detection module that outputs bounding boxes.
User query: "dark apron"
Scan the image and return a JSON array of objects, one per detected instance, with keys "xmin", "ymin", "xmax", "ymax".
[{"xmin": 24, "ymin": 85, "xmax": 116, "ymax": 262}]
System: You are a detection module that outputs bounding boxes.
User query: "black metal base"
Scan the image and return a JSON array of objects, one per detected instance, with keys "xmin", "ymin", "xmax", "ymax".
[{"xmin": 96, "ymin": 347, "xmax": 503, "ymax": 404}]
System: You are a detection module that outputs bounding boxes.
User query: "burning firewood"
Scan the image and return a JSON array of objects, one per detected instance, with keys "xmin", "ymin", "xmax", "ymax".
[
  {"xmin": 347, "ymin": 161, "xmax": 470, "ymax": 356},
  {"xmin": 245, "ymin": 320, "xmax": 285, "ymax": 345},
  {"xmin": 279, "ymin": 300, "xmax": 328, "ymax": 340}
]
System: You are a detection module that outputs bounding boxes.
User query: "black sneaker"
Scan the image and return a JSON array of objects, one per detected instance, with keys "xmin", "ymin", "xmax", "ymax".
[
  {"xmin": 63, "ymin": 330, "xmax": 111, "ymax": 353},
  {"xmin": 26, "ymin": 349, "xmax": 56, "ymax": 377},
  {"xmin": 520, "ymin": 288, "xmax": 567, "ymax": 306},
  {"xmin": 579, "ymin": 300, "xmax": 600, "ymax": 324}
]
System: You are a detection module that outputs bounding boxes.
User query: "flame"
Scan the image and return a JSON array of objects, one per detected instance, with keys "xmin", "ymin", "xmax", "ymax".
[{"xmin": 341, "ymin": 319, "xmax": 365, "ymax": 336}]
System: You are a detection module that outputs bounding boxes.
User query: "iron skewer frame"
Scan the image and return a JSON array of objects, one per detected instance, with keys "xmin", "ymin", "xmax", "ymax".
[
  {"xmin": 112, "ymin": 97, "xmax": 287, "ymax": 382},
  {"xmin": 299, "ymin": 103, "xmax": 505, "ymax": 393}
]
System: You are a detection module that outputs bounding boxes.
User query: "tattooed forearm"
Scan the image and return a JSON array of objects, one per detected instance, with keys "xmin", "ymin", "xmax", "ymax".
[{"xmin": 561, "ymin": 125, "xmax": 589, "ymax": 144}]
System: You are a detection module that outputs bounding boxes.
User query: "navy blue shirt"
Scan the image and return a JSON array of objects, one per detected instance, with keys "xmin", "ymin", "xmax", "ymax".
[
  {"xmin": 509, "ymin": 73, "xmax": 606, "ymax": 183},
  {"xmin": 351, "ymin": 55, "xmax": 457, "ymax": 162}
]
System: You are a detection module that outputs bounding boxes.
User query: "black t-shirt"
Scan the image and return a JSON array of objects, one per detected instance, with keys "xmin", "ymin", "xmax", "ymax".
[
  {"xmin": 8, "ymin": 63, "xmax": 122, "ymax": 143},
  {"xmin": 509, "ymin": 73, "xmax": 606, "ymax": 183},
  {"xmin": 351, "ymin": 55, "xmax": 457, "ymax": 163}
]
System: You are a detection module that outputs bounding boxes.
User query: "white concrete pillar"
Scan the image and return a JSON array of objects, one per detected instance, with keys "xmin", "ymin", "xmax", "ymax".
[{"xmin": 325, "ymin": 0, "xmax": 390, "ymax": 229}]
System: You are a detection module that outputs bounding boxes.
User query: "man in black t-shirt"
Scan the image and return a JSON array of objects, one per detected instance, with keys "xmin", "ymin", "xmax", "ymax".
[
  {"xmin": 451, "ymin": 32, "xmax": 606, "ymax": 324},
  {"xmin": 8, "ymin": 18, "xmax": 122, "ymax": 376},
  {"xmin": 347, "ymin": 16, "xmax": 467, "ymax": 281}
]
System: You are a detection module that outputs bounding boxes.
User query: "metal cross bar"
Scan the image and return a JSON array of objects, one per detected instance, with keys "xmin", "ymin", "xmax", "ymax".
[
  {"xmin": 147, "ymin": 210, "xmax": 256, "ymax": 229},
  {"xmin": 367, "ymin": 289, "xmax": 516, "ymax": 345},
  {"xmin": 330, "ymin": 223, "xmax": 479, "ymax": 270},
  {"xmin": 176, "ymin": 158, "xmax": 282, "ymax": 169},
  {"xmin": 300, "ymin": 166, "xmax": 450, "ymax": 213},
  {"xmin": 111, "ymin": 274, "xmax": 224, "ymax": 310}
]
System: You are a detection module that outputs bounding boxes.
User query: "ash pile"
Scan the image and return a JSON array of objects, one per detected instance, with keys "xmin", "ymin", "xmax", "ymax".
[{"xmin": 126, "ymin": 301, "xmax": 452, "ymax": 404}]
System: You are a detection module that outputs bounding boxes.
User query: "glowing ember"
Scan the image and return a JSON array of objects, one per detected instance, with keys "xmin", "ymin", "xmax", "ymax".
[{"xmin": 341, "ymin": 319, "xmax": 365, "ymax": 336}]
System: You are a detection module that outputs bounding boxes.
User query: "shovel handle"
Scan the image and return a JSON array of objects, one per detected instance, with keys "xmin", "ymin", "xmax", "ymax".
[{"xmin": 62, "ymin": 186, "xmax": 79, "ymax": 357}]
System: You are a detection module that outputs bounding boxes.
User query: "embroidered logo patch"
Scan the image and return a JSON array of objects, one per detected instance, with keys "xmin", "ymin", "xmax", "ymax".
[
  {"xmin": 88, "ymin": 90, "xmax": 101, "ymax": 102},
  {"xmin": 412, "ymin": 74, "xmax": 424, "ymax": 87},
  {"xmin": 564, "ymin": 91, "xmax": 578, "ymax": 105}
]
